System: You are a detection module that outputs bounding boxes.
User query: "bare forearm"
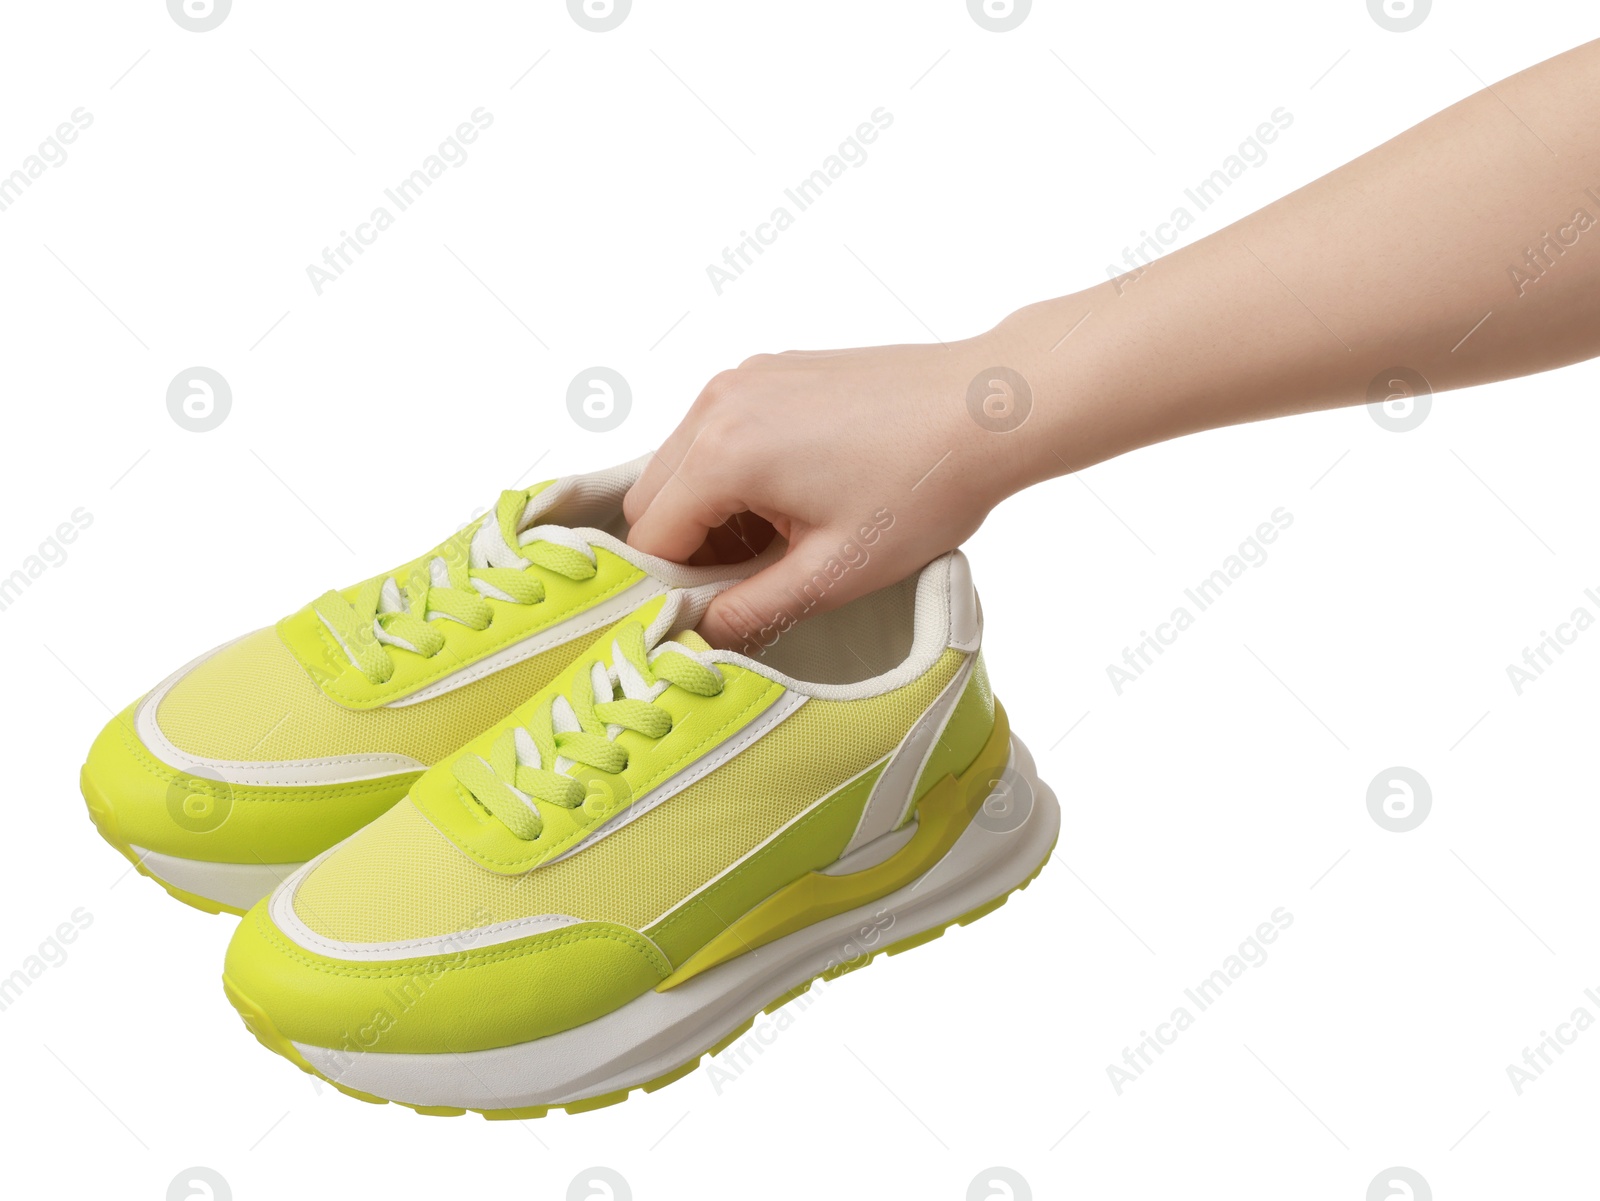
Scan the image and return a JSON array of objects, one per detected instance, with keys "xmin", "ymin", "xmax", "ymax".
[
  {"xmin": 997, "ymin": 39, "xmax": 1600, "ymax": 482},
  {"xmin": 628, "ymin": 40, "xmax": 1600, "ymax": 646}
]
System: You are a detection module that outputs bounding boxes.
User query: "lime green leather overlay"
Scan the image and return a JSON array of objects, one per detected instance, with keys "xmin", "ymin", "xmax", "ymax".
[
  {"xmin": 658, "ymin": 701, "xmax": 1012, "ymax": 990},
  {"xmin": 646, "ymin": 760, "xmax": 883, "ymax": 966},
  {"xmin": 225, "ymin": 903, "xmax": 670, "ymax": 1053},
  {"xmin": 82, "ymin": 703, "xmax": 417, "ymax": 863},
  {"xmin": 650, "ymin": 659, "xmax": 996, "ymax": 966}
]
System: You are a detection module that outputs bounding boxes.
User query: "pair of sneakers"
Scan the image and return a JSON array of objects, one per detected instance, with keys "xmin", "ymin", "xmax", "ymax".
[{"xmin": 80, "ymin": 456, "xmax": 1059, "ymax": 1117}]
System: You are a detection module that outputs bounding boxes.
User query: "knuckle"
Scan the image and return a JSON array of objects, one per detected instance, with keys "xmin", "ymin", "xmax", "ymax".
[{"xmin": 697, "ymin": 368, "xmax": 745, "ymax": 408}]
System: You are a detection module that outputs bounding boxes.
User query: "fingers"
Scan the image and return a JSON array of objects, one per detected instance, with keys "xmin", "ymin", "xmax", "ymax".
[
  {"xmin": 625, "ymin": 439, "xmax": 694, "ymax": 527},
  {"xmin": 626, "ymin": 463, "xmax": 743, "ymax": 565},
  {"xmin": 624, "ymin": 368, "xmax": 743, "ymax": 525},
  {"xmin": 697, "ymin": 531, "xmax": 888, "ymax": 652}
]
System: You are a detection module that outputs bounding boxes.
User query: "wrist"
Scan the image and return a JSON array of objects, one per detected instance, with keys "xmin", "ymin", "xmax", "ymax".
[{"xmin": 970, "ymin": 295, "xmax": 1121, "ymax": 490}]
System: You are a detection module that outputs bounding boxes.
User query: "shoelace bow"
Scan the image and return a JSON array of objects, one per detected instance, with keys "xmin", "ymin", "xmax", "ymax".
[
  {"xmin": 452, "ymin": 623, "xmax": 724, "ymax": 841},
  {"xmin": 315, "ymin": 489, "xmax": 597, "ymax": 685}
]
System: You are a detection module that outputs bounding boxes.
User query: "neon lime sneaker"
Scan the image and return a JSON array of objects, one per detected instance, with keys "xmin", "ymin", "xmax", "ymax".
[
  {"xmin": 222, "ymin": 551, "xmax": 1059, "ymax": 1116},
  {"xmin": 81, "ymin": 457, "xmax": 770, "ymax": 916}
]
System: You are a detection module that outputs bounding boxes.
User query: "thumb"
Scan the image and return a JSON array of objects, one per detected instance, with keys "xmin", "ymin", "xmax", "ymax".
[{"xmin": 698, "ymin": 531, "xmax": 879, "ymax": 653}]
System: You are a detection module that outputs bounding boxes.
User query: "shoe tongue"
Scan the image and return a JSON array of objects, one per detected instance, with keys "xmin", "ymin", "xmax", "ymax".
[
  {"xmin": 671, "ymin": 630, "xmax": 712, "ymax": 654},
  {"xmin": 518, "ymin": 479, "xmax": 568, "ymax": 527},
  {"xmin": 519, "ymin": 459, "xmax": 646, "ymax": 535}
]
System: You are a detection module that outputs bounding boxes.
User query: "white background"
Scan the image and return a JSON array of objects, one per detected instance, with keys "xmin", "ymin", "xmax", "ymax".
[{"xmin": 2, "ymin": 1, "xmax": 1597, "ymax": 1198}]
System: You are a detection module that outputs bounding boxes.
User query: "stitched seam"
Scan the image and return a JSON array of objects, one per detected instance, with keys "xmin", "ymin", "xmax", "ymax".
[
  {"xmin": 161, "ymin": 744, "xmax": 421, "ymax": 773},
  {"xmin": 118, "ymin": 722, "xmax": 420, "ymax": 803},
  {"xmin": 286, "ymin": 915, "xmax": 578, "ymax": 959},
  {"xmin": 258, "ymin": 908, "xmax": 669, "ymax": 981}
]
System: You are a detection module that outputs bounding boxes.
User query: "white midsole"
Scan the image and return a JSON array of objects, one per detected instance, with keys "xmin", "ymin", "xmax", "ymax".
[
  {"xmin": 132, "ymin": 847, "xmax": 304, "ymax": 912},
  {"xmin": 294, "ymin": 733, "xmax": 1060, "ymax": 1109}
]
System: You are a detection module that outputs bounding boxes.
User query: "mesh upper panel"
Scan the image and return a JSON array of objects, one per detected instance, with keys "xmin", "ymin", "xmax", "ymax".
[
  {"xmin": 155, "ymin": 625, "xmax": 608, "ymax": 764},
  {"xmin": 291, "ymin": 648, "xmax": 967, "ymax": 943}
]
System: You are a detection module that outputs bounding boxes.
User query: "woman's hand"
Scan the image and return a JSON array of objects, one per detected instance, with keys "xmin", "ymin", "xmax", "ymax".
[{"xmin": 624, "ymin": 333, "xmax": 1039, "ymax": 650}]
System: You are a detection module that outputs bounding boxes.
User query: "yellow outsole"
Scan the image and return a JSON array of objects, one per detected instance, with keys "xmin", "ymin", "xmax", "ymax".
[
  {"xmin": 80, "ymin": 765, "xmax": 247, "ymax": 918},
  {"xmin": 222, "ymin": 835, "xmax": 1056, "ymax": 1120}
]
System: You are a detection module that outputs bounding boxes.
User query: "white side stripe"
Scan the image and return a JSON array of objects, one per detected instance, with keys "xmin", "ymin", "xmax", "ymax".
[
  {"xmin": 546, "ymin": 689, "xmax": 808, "ymax": 865},
  {"xmin": 839, "ymin": 654, "xmax": 974, "ymax": 856},
  {"xmin": 272, "ymin": 880, "xmax": 585, "ymax": 961},
  {"xmin": 134, "ymin": 642, "xmax": 428, "ymax": 788},
  {"xmin": 642, "ymin": 752, "xmax": 890, "ymax": 931},
  {"xmin": 388, "ymin": 578, "xmax": 668, "ymax": 706}
]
